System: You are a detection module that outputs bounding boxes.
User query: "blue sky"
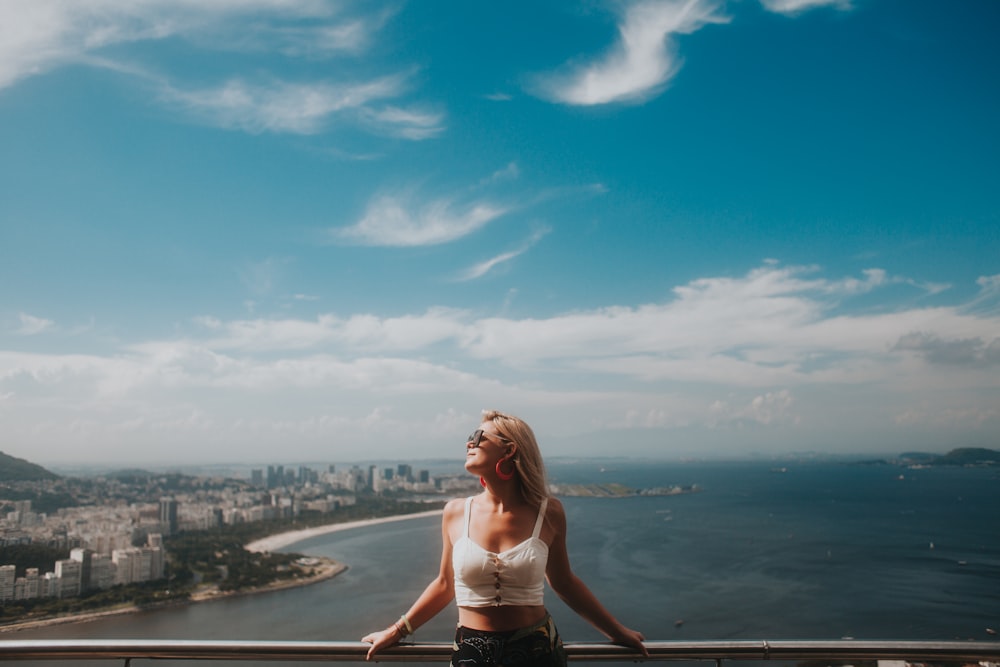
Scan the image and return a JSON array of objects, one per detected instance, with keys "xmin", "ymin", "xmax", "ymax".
[{"xmin": 1, "ymin": 0, "xmax": 997, "ymax": 467}]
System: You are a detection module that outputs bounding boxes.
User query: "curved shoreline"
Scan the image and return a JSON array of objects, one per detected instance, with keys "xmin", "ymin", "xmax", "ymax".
[
  {"xmin": 0, "ymin": 509, "xmax": 442, "ymax": 633},
  {"xmin": 245, "ymin": 509, "xmax": 444, "ymax": 553}
]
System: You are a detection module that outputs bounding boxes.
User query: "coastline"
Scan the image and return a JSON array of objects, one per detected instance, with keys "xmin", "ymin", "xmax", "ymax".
[
  {"xmin": 0, "ymin": 509, "xmax": 442, "ymax": 634},
  {"xmin": 244, "ymin": 508, "xmax": 444, "ymax": 553}
]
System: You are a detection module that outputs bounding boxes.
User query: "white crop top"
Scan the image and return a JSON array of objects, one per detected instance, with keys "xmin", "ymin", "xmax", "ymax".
[{"xmin": 452, "ymin": 496, "xmax": 549, "ymax": 607}]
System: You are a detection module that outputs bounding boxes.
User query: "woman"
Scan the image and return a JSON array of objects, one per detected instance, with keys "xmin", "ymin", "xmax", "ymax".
[{"xmin": 362, "ymin": 410, "xmax": 647, "ymax": 665}]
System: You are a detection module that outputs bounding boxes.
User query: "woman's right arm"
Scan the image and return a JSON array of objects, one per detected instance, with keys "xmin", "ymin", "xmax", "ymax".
[{"xmin": 362, "ymin": 499, "xmax": 462, "ymax": 660}]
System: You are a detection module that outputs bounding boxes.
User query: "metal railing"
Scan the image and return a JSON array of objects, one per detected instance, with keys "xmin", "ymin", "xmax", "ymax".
[{"xmin": 0, "ymin": 639, "xmax": 998, "ymax": 663}]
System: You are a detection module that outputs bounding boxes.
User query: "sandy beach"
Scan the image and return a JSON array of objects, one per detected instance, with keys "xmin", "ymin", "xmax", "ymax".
[{"xmin": 245, "ymin": 508, "xmax": 444, "ymax": 553}]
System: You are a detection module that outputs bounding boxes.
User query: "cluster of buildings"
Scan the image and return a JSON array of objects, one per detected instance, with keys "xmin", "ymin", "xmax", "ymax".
[
  {"xmin": 1, "ymin": 462, "xmax": 473, "ymax": 606},
  {"xmin": 0, "ymin": 531, "xmax": 165, "ymax": 604},
  {"xmin": 251, "ymin": 463, "xmax": 439, "ymax": 495}
]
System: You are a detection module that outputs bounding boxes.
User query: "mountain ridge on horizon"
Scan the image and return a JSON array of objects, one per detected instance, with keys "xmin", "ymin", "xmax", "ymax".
[
  {"xmin": 0, "ymin": 451, "xmax": 59, "ymax": 482},
  {"xmin": 31, "ymin": 447, "xmax": 1000, "ymax": 478}
]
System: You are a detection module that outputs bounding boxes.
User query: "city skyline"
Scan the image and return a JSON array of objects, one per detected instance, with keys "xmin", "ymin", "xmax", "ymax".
[{"xmin": 1, "ymin": 0, "xmax": 998, "ymax": 465}]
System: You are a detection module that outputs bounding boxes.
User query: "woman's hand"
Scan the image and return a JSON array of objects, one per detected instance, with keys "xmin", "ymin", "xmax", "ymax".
[
  {"xmin": 361, "ymin": 625, "xmax": 402, "ymax": 661},
  {"xmin": 610, "ymin": 626, "xmax": 648, "ymax": 658}
]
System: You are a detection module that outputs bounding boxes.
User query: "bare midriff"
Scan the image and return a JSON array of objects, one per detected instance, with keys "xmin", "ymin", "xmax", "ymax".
[{"xmin": 458, "ymin": 605, "xmax": 548, "ymax": 632}]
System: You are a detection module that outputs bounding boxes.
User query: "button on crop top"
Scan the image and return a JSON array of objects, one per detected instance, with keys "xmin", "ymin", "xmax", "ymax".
[{"xmin": 452, "ymin": 496, "xmax": 549, "ymax": 607}]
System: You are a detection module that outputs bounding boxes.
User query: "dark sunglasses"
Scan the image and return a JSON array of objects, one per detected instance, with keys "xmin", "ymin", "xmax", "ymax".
[{"xmin": 467, "ymin": 429, "xmax": 512, "ymax": 448}]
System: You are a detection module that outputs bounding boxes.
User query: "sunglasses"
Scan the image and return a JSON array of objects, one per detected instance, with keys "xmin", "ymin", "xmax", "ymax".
[{"xmin": 467, "ymin": 429, "xmax": 512, "ymax": 448}]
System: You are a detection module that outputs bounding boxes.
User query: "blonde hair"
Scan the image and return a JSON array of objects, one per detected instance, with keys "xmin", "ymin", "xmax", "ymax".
[{"xmin": 482, "ymin": 410, "xmax": 549, "ymax": 508}]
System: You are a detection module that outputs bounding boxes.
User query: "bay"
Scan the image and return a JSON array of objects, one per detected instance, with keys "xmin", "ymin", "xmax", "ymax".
[{"xmin": 6, "ymin": 461, "xmax": 999, "ymax": 664}]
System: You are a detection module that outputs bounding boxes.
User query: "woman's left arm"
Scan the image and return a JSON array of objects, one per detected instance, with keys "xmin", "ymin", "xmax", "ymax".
[{"xmin": 544, "ymin": 498, "xmax": 648, "ymax": 657}]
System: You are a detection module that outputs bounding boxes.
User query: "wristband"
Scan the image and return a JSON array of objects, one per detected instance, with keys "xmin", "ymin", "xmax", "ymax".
[{"xmin": 399, "ymin": 614, "xmax": 414, "ymax": 636}]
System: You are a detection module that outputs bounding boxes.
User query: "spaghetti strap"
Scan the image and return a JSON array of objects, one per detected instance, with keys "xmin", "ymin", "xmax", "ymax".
[
  {"xmin": 463, "ymin": 496, "xmax": 473, "ymax": 537},
  {"xmin": 531, "ymin": 498, "xmax": 548, "ymax": 538}
]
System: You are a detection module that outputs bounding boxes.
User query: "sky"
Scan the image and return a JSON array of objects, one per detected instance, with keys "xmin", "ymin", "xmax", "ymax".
[{"xmin": 0, "ymin": 0, "xmax": 998, "ymax": 467}]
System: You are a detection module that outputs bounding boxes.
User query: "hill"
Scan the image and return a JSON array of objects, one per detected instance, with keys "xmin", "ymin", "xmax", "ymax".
[
  {"xmin": 0, "ymin": 451, "xmax": 59, "ymax": 482},
  {"xmin": 933, "ymin": 447, "xmax": 1000, "ymax": 465}
]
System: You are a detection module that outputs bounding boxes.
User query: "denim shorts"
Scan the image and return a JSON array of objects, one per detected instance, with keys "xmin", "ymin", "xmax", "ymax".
[{"xmin": 451, "ymin": 614, "xmax": 567, "ymax": 667}]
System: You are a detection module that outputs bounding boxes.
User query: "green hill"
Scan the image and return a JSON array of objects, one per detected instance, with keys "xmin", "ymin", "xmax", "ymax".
[
  {"xmin": 934, "ymin": 447, "xmax": 1000, "ymax": 465},
  {"xmin": 0, "ymin": 451, "xmax": 59, "ymax": 481}
]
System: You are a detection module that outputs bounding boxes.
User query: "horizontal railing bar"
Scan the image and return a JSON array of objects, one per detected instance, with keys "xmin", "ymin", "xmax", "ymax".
[{"xmin": 0, "ymin": 639, "xmax": 998, "ymax": 662}]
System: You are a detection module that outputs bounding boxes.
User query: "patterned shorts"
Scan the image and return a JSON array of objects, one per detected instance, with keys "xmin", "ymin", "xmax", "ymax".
[{"xmin": 451, "ymin": 614, "xmax": 567, "ymax": 667}]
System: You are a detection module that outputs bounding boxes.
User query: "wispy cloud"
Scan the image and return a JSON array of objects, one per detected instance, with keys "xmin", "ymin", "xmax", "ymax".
[
  {"xmin": 0, "ymin": 1, "xmax": 357, "ymax": 91},
  {"xmin": 359, "ymin": 105, "xmax": 446, "ymax": 140},
  {"xmin": 535, "ymin": 0, "xmax": 857, "ymax": 107},
  {"xmin": 0, "ymin": 1, "xmax": 439, "ymax": 140},
  {"xmin": 237, "ymin": 257, "xmax": 292, "ymax": 297},
  {"xmin": 160, "ymin": 74, "xmax": 410, "ymax": 135},
  {"xmin": 479, "ymin": 162, "xmax": 521, "ymax": 187},
  {"xmin": 16, "ymin": 313, "xmax": 54, "ymax": 336},
  {"xmin": 758, "ymin": 0, "xmax": 853, "ymax": 16},
  {"xmin": 535, "ymin": 0, "xmax": 728, "ymax": 106},
  {"xmin": 455, "ymin": 227, "xmax": 551, "ymax": 282},
  {"xmin": 335, "ymin": 190, "xmax": 512, "ymax": 247}
]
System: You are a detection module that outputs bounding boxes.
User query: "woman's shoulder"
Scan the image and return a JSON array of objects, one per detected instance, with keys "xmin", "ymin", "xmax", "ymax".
[
  {"xmin": 542, "ymin": 495, "xmax": 566, "ymax": 524},
  {"xmin": 444, "ymin": 496, "xmax": 468, "ymax": 515}
]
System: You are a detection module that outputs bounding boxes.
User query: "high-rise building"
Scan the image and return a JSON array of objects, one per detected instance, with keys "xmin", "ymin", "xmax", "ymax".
[
  {"xmin": 0, "ymin": 565, "xmax": 15, "ymax": 602},
  {"xmin": 90, "ymin": 555, "xmax": 115, "ymax": 590},
  {"xmin": 70, "ymin": 548, "xmax": 93, "ymax": 591},
  {"xmin": 250, "ymin": 469, "xmax": 263, "ymax": 487},
  {"xmin": 159, "ymin": 497, "xmax": 178, "ymax": 536},
  {"xmin": 24, "ymin": 568, "xmax": 39, "ymax": 599},
  {"xmin": 54, "ymin": 559, "xmax": 82, "ymax": 598},
  {"xmin": 112, "ymin": 548, "xmax": 141, "ymax": 585}
]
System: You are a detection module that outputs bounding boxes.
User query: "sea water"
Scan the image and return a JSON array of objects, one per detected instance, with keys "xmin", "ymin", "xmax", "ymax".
[{"xmin": 7, "ymin": 461, "xmax": 999, "ymax": 661}]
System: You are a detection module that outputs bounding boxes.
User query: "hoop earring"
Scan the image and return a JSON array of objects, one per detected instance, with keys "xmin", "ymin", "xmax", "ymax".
[{"xmin": 495, "ymin": 457, "xmax": 515, "ymax": 481}]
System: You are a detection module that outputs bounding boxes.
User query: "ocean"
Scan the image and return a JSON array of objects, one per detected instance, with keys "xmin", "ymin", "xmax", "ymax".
[{"xmin": 6, "ymin": 460, "xmax": 1000, "ymax": 661}]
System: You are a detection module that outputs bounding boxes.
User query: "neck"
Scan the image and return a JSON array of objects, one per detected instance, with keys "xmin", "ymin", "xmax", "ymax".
[{"xmin": 479, "ymin": 481, "xmax": 523, "ymax": 510}]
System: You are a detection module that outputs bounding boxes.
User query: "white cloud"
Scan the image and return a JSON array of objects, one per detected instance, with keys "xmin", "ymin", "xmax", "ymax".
[
  {"xmin": 535, "ymin": 0, "xmax": 860, "ymax": 107},
  {"xmin": 709, "ymin": 390, "xmax": 797, "ymax": 427},
  {"xmin": 536, "ymin": 0, "xmax": 728, "ymax": 106},
  {"xmin": 480, "ymin": 163, "xmax": 521, "ymax": 187},
  {"xmin": 893, "ymin": 333, "xmax": 1000, "ymax": 368},
  {"xmin": 4, "ymin": 264, "xmax": 998, "ymax": 464},
  {"xmin": 336, "ymin": 193, "xmax": 511, "ymax": 247},
  {"xmin": 0, "ymin": 1, "xmax": 357, "ymax": 91},
  {"xmin": 0, "ymin": 1, "xmax": 436, "ymax": 140},
  {"xmin": 360, "ymin": 105, "xmax": 446, "ymax": 140},
  {"xmin": 16, "ymin": 313, "xmax": 54, "ymax": 336},
  {"xmin": 456, "ymin": 227, "xmax": 550, "ymax": 281},
  {"xmin": 161, "ymin": 74, "xmax": 409, "ymax": 135},
  {"xmin": 759, "ymin": 0, "xmax": 853, "ymax": 16}
]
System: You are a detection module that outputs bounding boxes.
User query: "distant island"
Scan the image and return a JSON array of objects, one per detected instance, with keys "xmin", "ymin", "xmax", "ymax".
[
  {"xmin": 548, "ymin": 482, "xmax": 699, "ymax": 498},
  {"xmin": 896, "ymin": 447, "xmax": 1000, "ymax": 467}
]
